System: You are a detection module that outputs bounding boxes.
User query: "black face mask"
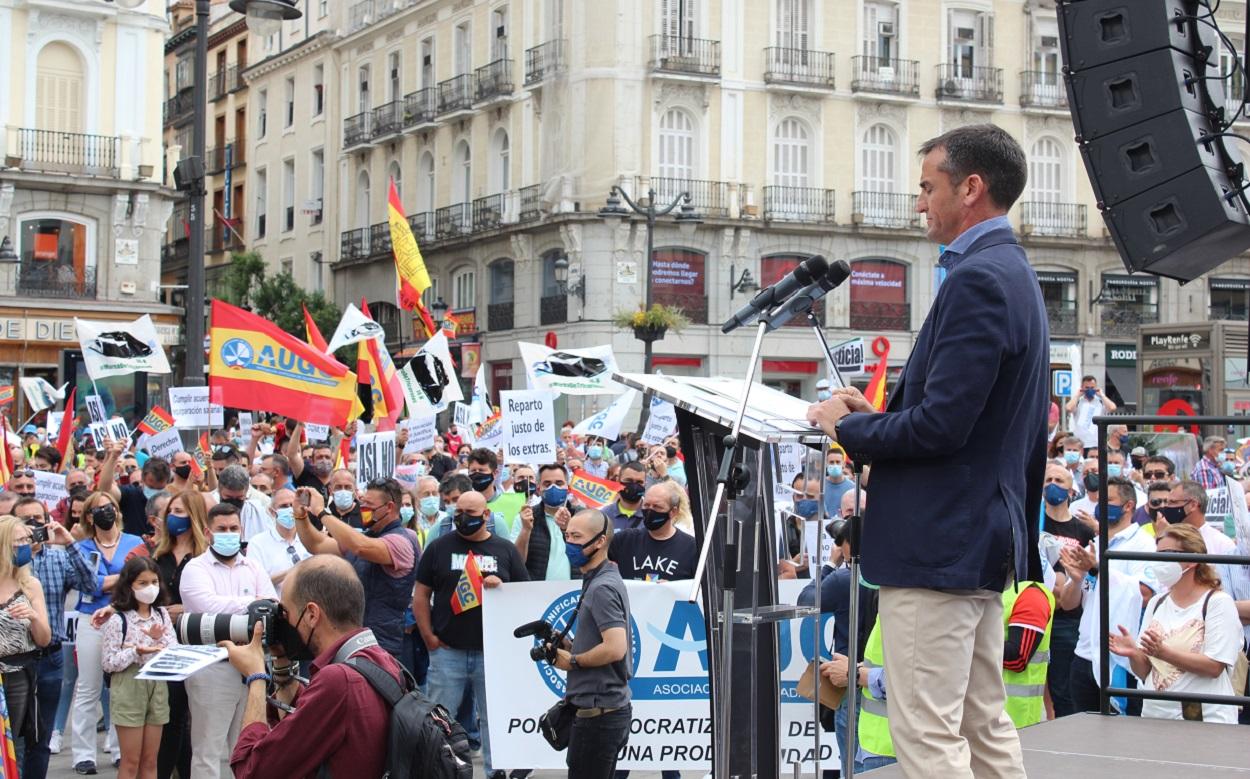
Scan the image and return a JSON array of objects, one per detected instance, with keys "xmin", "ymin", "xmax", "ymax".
[
  {"xmin": 91, "ymin": 505, "xmax": 117, "ymax": 532},
  {"xmin": 665, "ymin": 446, "xmax": 677, "ymax": 459},
  {"xmin": 513, "ymin": 479, "xmax": 535, "ymax": 496},
  {"xmin": 468, "ymin": 472, "xmax": 495, "ymax": 493},
  {"xmin": 173, "ymin": 464, "xmax": 192, "ymax": 480},
  {"xmin": 642, "ymin": 508, "xmax": 671, "ymax": 531},
  {"xmin": 1083, "ymin": 473, "xmax": 1100, "ymax": 493},
  {"xmin": 222, "ymin": 496, "xmax": 246, "ymax": 509},
  {"xmin": 275, "ymin": 605, "xmax": 315, "ymax": 662},
  {"xmin": 619, "ymin": 482, "xmax": 645, "ymax": 503},
  {"xmin": 454, "ymin": 512, "xmax": 486, "ymax": 537}
]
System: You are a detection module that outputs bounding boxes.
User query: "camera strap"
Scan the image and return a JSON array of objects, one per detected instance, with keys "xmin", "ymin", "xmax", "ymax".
[{"xmin": 331, "ymin": 629, "xmax": 380, "ymax": 665}]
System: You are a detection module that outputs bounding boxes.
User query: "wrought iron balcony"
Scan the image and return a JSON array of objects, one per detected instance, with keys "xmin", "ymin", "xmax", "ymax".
[
  {"xmin": 639, "ymin": 176, "xmax": 729, "ymax": 217},
  {"xmin": 1046, "ymin": 299, "xmax": 1079, "ymax": 337},
  {"xmin": 206, "ymin": 223, "xmax": 245, "ymax": 255},
  {"xmin": 1021, "ymin": 201, "xmax": 1087, "ymax": 238},
  {"xmin": 518, "ymin": 184, "xmax": 543, "ymax": 223},
  {"xmin": 403, "ymin": 88, "xmax": 436, "ymax": 129},
  {"xmin": 851, "ymin": 56, "xmax": 920, "ymax": 97},
  {"xmin": 1101, "ymin": 305, "xmax": 1158, "ymax": 338},
  {"xmin": 340, "ymin": 227, "xmax": 370, "ymax": 262},
  {"xmin": 163, "ymin": 91, "xmax": 195, "ymax": 126},
  {"xmin": 472, "ymin": 193, "xmax": 515, "ymax": 232},
  {"xmin": 348, "ymin": 0, "xmax": 411, "ymax": 33},
  {"xmin": 475, "ymin": 59, "xmax": 514, "ymax": 103},
  {"xmin": 852, "ymin": 191, "xmax": 921, "ymax": 229},
  {"xmin": 372, "ymin": 100, "xmax": 404, "ymax": 139},
  {"xmin": 525, "ymin": 40, "xmax": 566, "ymax": 86},
  {"xmin": 763, "ymin": 186, "xmax": 836, "ymax": 223},
  {"xmin": 763, "ymin": 47, "xmax": 835, "ymax": 88},
  {"xmin": 850, "ymin": 301, "xmax": 911, "ymax": 332},
  {"xmin": 17, "ymin": 262, "xmax": 97, "ymax": 299},
  {"xmin": 488, "ymin": 301, "xmax": 515, "ymax": 331},
  {"xmin": 935, "ymin": 64, "xmax": 1003, "ymax": 103},
  {"xmin": 204, "ymin": 141, "xmax": 245, "ymax": 174},
  {"xmin": 438, "ymin": 75, "xmax": 475, "ymax": 115},
  {"xmin": 649, "ymin": 35, "xmax": 721, "ymax": 77},
  {"xmin": 540, "ymin": 295, "xmax": 568, "ymax": 325},
  {"xmin": 1020, "ymin": 70, "xmax": 1067, "ymax": 109},
  {"xmin": 209, "ymin": 65, "xmax": 245, "ymax": 101},
  {"xmin": 13, "ymin": 129, "xmax": 120, "ymax": 176},
  {"xmin": 435, "ymin": 203, "xmax": 472, "ymax": 239},
  {"xmin": 344, "ymin": 111, "xmax": 374, "ymax": 149},
  {"xmin": 407, "ymin": 211, "xmax": 436, "ymax": 244},
  {"xmin": 368, "ymin": 222, "xmax": 392, "ymax": 257}
]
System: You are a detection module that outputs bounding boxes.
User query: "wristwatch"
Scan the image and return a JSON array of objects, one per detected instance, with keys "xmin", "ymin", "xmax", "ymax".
[
  {"xmin": 569, "ymin": 654, "xmax": 581, "ymax": 670},
  {"xmin": 834, "ymin": 413, "xmax": 854, "ymax": 436}
]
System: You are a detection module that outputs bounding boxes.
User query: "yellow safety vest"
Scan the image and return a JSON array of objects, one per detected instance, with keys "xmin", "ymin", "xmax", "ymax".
[
  {"xmin": 1001, "ymin": 581, "xmax": 1055, "ymax": 728},
  {"xmin": 857, "ymin": 617, "xmax": 894, "ymax": 758}
]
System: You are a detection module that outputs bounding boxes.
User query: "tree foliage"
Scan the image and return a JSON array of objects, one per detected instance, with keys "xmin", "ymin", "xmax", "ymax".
[{"xmin": 219, "ymin": 252, "xmax": 341, "ymax": 342}]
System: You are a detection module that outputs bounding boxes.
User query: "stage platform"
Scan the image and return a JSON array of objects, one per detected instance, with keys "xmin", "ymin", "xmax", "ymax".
[{"xmin": 865, "ymin": 712, "xmax": 1250, "ymax": 778}]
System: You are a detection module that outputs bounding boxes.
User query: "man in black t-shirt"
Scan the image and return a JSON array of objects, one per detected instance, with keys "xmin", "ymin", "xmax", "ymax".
[
  {"xmin": 285, "ymin": 421, "xmax": 336, "ymax": 498},
  {"xmin": 609, "ymin": 482, "xmax": 696, "ymax": 582},
  {"xmin": 413, "ymin": 490, "xmax": 528, "ymax": 779},
  {"xmin": 1040, "ymin": 462, "xmax": 1094, "ymax": 719}
]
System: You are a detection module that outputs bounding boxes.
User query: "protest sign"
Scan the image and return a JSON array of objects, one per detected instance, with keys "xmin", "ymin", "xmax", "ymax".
[
  {"xmin": 501, "ymin": 391, "xmax": 557, "ymax": 463},
  {"xmin": 641, "ymin": 396, "xmax": 678, "ymax": 445},
  {"xmin": 105, "ymin": 416, "xmax": 130, "ymax": 443},
  {"xmin": 304, "ymin": 423, "xmax": 330, "ymax": 443},
  {"xmin": 1229, "ymin": 474, "xmax": 1250, "ymax": 603},
  {"xmin": 452, "ymin": 403, "xmax": 478, "ymax": 446},
  {"xmin": 484, "ymin": 579, "xmax": 836, "ymax": 771},
  {"xmin": 238, "ymin": 412, "xmax": 253, "ymax": 445},
  {"xmin": 394, "ymin": 463, "xmax": 423, "ymax": 491},
  {"xmin": 145, "ymin": 427, "xmax": 184, "ymax": 461},
  {"xmin": 572, "ymin": 389, "xmax": 638, "ymax": 441},
  {"xmin": 397, "ymin": 331, "xmax": 462, "ymax": 413},
  {"xmin": 46, "ymin": 412, "xmax": 63, "ymax": 440},
  {"xmin": 75, "ymin": 315, "xmax": 171, "ymax": 380},
  {"xmin": 773, "ymin": 442, "xmax": 806, "ymax": 507},
  {"xmin": 169, "ymin": 387, "xmax": 224, "ymax": 428},
  {"xmin": 517, "ymin": 342, "xmax": 623, "ymax": 396},
  {"xmin": 404, "ymin": 413, "xmax": 437, "ymax": 454},
  {"xmin": 355, "ymin": 431, "xmax": 397, "ymax": 488},
  {"xmin": 33, "ymin": 471, "xmax": 67, "ymax": 509},
  {"xmin": 475, "ymin": 412, "xmax": 504, "ymax": 450},
  {"xmin": 85, "ymin": 394, "xmax": 107, "ymax": 425},
  {"xmin": 831, "ymin": 337, "xmax": 865, "ymax": 376},
  {"xmin": 568, "ymin": 470, "xmax": 622, "ymax": 510},
  {"xmin": 135, "ymin": 645, "xmax": 228, "ymax": 682},
  {"xmin": 88, "ymin": 423, "xmax": 108, "ymax": 450}
]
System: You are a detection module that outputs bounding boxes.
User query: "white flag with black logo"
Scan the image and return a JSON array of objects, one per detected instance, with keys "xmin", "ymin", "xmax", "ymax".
[
  {"xmin": 18, "ymin": 377, "xmax": 66, "ymax": 414},
  {"xmin": 75, "ymin": 315, "xmax": 171, "ymax": 380},
  {"xmin": 397, "ymin": 330, "xmax": 462, "ymax": 414},
  {"xmin": 325, "ymin": 303, "xmax": 386, "ymax": 353}
]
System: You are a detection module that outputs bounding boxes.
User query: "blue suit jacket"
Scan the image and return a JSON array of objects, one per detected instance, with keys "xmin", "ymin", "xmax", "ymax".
[{"xmin": 837, "ymin": 225, "xmax": 1047, "ymax": 590}]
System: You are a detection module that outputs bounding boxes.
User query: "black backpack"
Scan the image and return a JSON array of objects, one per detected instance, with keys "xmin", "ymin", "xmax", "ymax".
[{"xmin": 339, "ymin": 656, "xmax": 473, "ymax": 779}]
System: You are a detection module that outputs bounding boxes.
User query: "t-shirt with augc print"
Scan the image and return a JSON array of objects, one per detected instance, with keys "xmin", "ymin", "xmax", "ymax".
[{"xmin": 415, "ymin": 532, "xmax": 529, "ymax": 650}]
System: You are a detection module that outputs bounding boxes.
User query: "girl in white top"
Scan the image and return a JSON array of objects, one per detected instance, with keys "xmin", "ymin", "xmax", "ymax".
[{"xmin": 1109, "ymin": 524, "xmax": 1244, "ymax": 723}]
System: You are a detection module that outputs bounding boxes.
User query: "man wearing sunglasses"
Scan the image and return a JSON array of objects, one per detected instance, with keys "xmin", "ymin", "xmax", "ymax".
[
  {"xmin": 7, "ymin": 469, "xmax": 37, "ymax": 498},
  {"xmin": 244, "ymin": 488, "xmax": 310, "ymax": 595}
]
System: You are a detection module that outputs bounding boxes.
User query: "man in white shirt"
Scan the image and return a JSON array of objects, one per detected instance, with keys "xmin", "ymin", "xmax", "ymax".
[
  {"xmin": 1158, "ymin": 480, "xmax": 1237, "ymax": 556},
  {"xmin": 1066, "ymin": 375, "xmax": 1117, "ymax": 452},
  {"xmin": 244, "ymin": 488, "xmax": 311, "ymax": 594},
  {"xmin": 180, "ymin": 503, "xmax": 278, "ymax": 779},
  {"xmin": 211, "ymin": 464, "xmax": 273, "ymax": 541}
]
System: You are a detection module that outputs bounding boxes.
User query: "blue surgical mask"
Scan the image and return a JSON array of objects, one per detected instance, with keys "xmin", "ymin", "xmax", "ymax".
[
  {"xmin": 332, "ymin": 490, "xmax": 355, "ymax": 510},
  {"xmin": 826, "ymin": 464, "xmax": 844, "ymax": 482},
  {"xmin": 543, "ymin": 484, "xmax": 569, "ymax": 508},
  {"xmin": 1093, "ymin": 504, "xmax": 1124, "ymax": 525},
  {"xmin": 1221, "ymin": 461, "xmax": 1236, "ymax": 475},
  {"xmin": 500, "ymin": 466, "xmax": 511, "ymax": 482},
  {"xmin": 166, "ymin": 513, "xmax": 191, "ymax": 537},
  {"xmin": 275, "ymin": 507, "xmax": 296, "ymax": 530},
  {"xmin": 817, "ymin": 390, "xmax": 832, "ymax": 401},
  {"xmin": 1063, "ymin": 451, "xmax": 1081, "ymax": 466},
  {"xmin": 795, "ymin": 499, "xmax": 819, "ymax": 519},
  {"xmin": 211, "ymin": 531, "xmax": 241, "ymax": 558},
  {"xmin": 142, "ymin": 485, "xmax": 161, "ymax": 500},
  {"xmin": 400, "ymin": 506, "xmax": 415, "ymax": 522},
  {"xmin": 563, "ymin": 530, "xmax": 604, "ymax": 569},
  {"xmin": 1043, "ymin": 483, "xmax": 1070, "ymax": 507},
  {"xmin": 12, "ymin": 544, "xmax": 32, "ymax": 568},
  {"xmin": 587, "ymin": 446, "xmax": 603, "ymax": 460},
  {"xmin": 1084, "ymin": 388, "xmax": 1097, "ymax": 400},
  {"xmin": 1106, "ymin": 464, "xmax": 1122, "ymax": 478},
  {"xmin": 419, "ymin": 495, "xmax": 441, "ymax": 517}
]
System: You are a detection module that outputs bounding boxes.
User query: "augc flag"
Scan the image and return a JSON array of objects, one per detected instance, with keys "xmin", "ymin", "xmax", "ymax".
[
  {"xmin": 450, "ymin": 550, "xmax": 484, "ymax": 615},
  {"xmin": 209, "ymin": 300, "xmax": 363, "ymax": 427},
  {"xmin": 387, "ymin": 178, "xmax": 437, "ymax": 338}
]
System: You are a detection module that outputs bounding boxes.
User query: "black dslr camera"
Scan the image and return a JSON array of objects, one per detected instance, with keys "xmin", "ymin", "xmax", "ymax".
[
  {"xmin": 514, "ymin": 619, "xmax": 562, "ymax": 664},
  {"xmin": 176, "ymin": 598, "xmax": 302, "ymax": 653}
]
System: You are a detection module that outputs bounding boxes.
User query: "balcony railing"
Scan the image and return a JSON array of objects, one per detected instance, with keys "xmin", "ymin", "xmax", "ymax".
[
  {"xmin": 403, "ymin": 88, "xmax": 436, "ymax": 128},
  {"xmin": 341, "ymin": 227, "xmax": 370, "ymax": 262},
  {"xmin": 525, "ymin": 40, "xmax": 566, "ymax": 86},
  {"xmin": 17, "ymin": 262, "xmax": 97, "ymax": 299},
  {"xmin": 540, "ymin": 295, "xmax": 568, "ymax": 325},
  {"xmin": 475, "ymin": 59, "xmax": 514, "ymax": 103},
  {"xmin": 407, "ymin": 212, "xmax": 436, "ymax": 244},
  {"xmin": 518, "ymin": 184, "xmax": 543, "ymax": 223},
  {"xmin": 1021, "ymin": 201, "xmax": 1087, "ymax": 238},
  {"xmin": 851, "ymin": 56, "xmax": 920, "ymax": 97},
  {"xmin": 852, "ymin": 191, "xmax": 921, "ymax": 229},
  {"xmin": 373, "ymin": 100, "xmax": 404, "ymax": 138},
  {"xmin": 472, "ymin": 193, "xmax": 515, "ymax": 232},
  {"xmin": 649, "ymin": 35, "xmax": 721, "ymax": 77},
  {"xmin": 763, "ymin": 47, "xmax": 835, "ymax": 88},
  {"xmin": 763, "ymin": 185, "xmax": 836, "ymax": 223},
  {"xmin": 850, "ymin": 301, "xmax": 911, "ymax": 332},
  {"xmin": 1020, "ymin": 70, "xmax": 1067, "ymax": 109},
  {"xmin": 1046, "ymin": 299, "xmax": 1079, "ymax": 337},
  {"xmin": 438, "ymin": 75, "xmax": 475, "ymax": 115},
  {"xmin": 368, "ymin": 222, "xmax": 392, "ymax": 257},
  {"xmin": 14, "ymin": 129, "xmax": 120, "ymax": 176},
  {"xmin": 641, "ymin": 176, "xmax": 729, "ymax": 217},
  {"xmin": 206, "ymin": 223, "xmax": 245, "ymax": 255},
  {"xmin": 209, "ymin": 65, "xmax": 245, "ymax": 101},
  {"xmin": 163, "ymin": 91, "xmax": 195, "ymax": 125},
  {"xmin": 348, "ymin": 0, "xmax": 412, "ymax": 33},
  {"xmin": 935, "ymin": 64, "xmax": 1003, "ymax": 103},
  {"xmin": 435, "ymin": 203, "xmax": 472, "ymax": 239},
  {"xmin": 488, "ymin": 302, "xmax": 515, "ymax": 331},
  {"xmin": 204, "ymin": 141, "xmax": 245, "ymax": 174},
  {"xmin": 1101, "ymin": 306, "xmax": 1158, "ymax": 338},
  {"xmin": 344, "ymin": 111, "xmax": 373, "ymax": 148}
]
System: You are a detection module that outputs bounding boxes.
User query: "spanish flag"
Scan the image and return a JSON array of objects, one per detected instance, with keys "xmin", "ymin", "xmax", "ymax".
[
  {"xmin": 358, "ymin": 300, "xmax": 405, "ymax": 431},
  {"xmin": 54, "ymin": 388, "xmax": 77, "ymax": 464},
  {"xmin": 303, "ymin": 304, "xmax": 330, "ymax": 352},
  {"xmin": 863, "ymin": 336, "xmax": 892, "ymax": 411},
  {"xmin": 450, "ymin": 550, "xmax": 484, "ymax": 615},
  {"xmin": 387, "ymin": 178, "xmax": 437, "ymax": 338},
  {"xmin": 136, "ymin": 405, "xmax": 175, "ymax": 436},
  {"xmin": 0, "ymin": 387, "xmax": 13, "ymax": 407},
  {"xmin": 209, "ymin": 300, "xmax": 363, "ymax": 427},
  {"xmin": 0, "ymin": 419, "xmax": 14, "ymax": 486}
]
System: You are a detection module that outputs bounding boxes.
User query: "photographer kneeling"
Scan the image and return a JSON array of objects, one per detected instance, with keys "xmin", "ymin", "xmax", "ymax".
[
  {"xmin": 552, "ymin": 510, "xmax": 633, "ymax": 778},
  {"xmin": 219, "ymin": 556, "xmax": 403, "ymax": 779}
]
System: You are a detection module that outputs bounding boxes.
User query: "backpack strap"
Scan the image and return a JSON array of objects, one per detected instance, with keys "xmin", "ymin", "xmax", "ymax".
[
  {"xmin": 1200, "ymin": 589, "xmax": 1215, "ymax": 621},
  {"xmin": 342, "ymin": 656, "xmax": 408, "ymax": 708}
]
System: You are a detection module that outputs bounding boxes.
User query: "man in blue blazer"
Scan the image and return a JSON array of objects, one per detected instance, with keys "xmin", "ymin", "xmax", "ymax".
[{"xmin": 808, "ymin": 124, "xmax": 1045, "ymax": 779}]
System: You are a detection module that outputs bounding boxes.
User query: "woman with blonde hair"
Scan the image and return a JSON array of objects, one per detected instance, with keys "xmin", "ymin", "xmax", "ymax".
[
  {"xmin": 652, "ymin": 479, "xmax": 695, "ymax": 535},
  {"xmin": 1109, "ymin": 523, "xmax": 1246, "ymax": 723},
  {"xmin": 0, "ymin": 514, "xmax": 52, "ymax": 750}
]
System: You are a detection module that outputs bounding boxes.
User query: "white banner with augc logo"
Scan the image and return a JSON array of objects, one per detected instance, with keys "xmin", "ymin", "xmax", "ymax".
[{"xmin": 482, "ymin": 579, "xmax": 837, "ymax": 772}]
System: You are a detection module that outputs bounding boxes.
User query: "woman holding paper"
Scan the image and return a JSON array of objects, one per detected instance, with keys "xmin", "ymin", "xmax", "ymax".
[{"xmin": 101, "ymin": 557, "xmax": 175, "ymax": 779}]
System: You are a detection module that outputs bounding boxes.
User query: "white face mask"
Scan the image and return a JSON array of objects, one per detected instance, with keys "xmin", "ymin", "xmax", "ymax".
[
  {"xmin": 1148, "ymin": 561, "xmax": 1186, "ymax": 589},
  {"xmin": 134, "ymin": 584, "xmax": 160, "ymax": 605}
]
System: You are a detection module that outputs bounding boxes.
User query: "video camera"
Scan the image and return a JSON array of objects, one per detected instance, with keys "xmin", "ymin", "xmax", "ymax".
[
  {"xmin": 514, "ymin": 619, "xmax": 562, "ymax": 664},
  {"xmin": 176, "ymin": 599, "xmax": 301, "ymax": 651}
]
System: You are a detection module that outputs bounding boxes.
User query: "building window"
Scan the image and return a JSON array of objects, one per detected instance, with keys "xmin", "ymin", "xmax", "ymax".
[
  {"xmin": 850, "ymin": 259, "xmax": 909, "ymax": 331},
  {"xmin": 358, "ymin": 66, "xmax": 371, "ymax": 113},
  {"xmin": 370, "ymin": 301, "xmax": 401, "ymax": 342},
  {"xmin": 489, "ymin": 259, "xmax": 515, "ymax": 331},
  {"xmin": 948, "ymin": 8, "xmax": 993, "ymax": 78},
  {"xmin": 762, "ymin": 255, "xmax": 821, "ymax": 326},
  {"xmin": 282, "ymin": 159, "xmax": 295, "ymax": 232},
  {"xmin": 776, "ymin": 0, "xmax": 811, "ymax": 51},
  {"xmin": 863, "ymin": 1, "xmax": 898, "ymax": 60},
  {"xmin": 489, "ymin": 360, "xmax": 513, "ymax": 399},
  {"xmin": 657, "ymin": 108, "xmax": 695, "ymax": 180},
  {"xmin": 36, "ymin": 43, "xmax": 85, "ymax": 133},
  {"xmin": 860, "ymin": 123, "xmax": 898, "ymax": 192},
  {"xmin": 1027, "ymin": 137, "xmax": 1066, "ymax": 234},
  {"xmin": 453, "ymin": 140, "xmax": 472, "ymax": 203},
  {"xmin": 418, "ymin": 151, "xmax": 435, "ymax": 212},
  {"xmin": 255, "ymin": 167, "xmax": 267, "ymax": 238},
  {"xmin": 388, "ymin": 51, "xmax": 402, "ymax": 101},
  {"xmin": 1210, "ymin": 278, "xmax": 1250, "ymax": 321},
  {"xmin": 492, "ymin": 7, "xmax": 509, "ymax": 60},
  {"xmin": 281, "ymin": 257, "xmax": 293, "ymax": 276},
  {"xmin": 1099, "ymin": 274, "xmax": 1159, "ymax": 337},
  {"xmin": 455, "ymin": 23, "xmax": 472, "ymax": 76},
  {"xmin": 310, "ymin": 149, "xmax": 324, "ymax": 226},
  {"xmin": 452, "ymin": 267, "xmax": 476, "ymax": 309},
  {"xmin": 540, "ymin": 250, "xmax": 568, "ymax": 325},
  {"xmin": 312, "ymin": 64, "xmax": 324, "ymax": 116},
  {"xmin": 257, "ymin": 89, "xmax": 267, "ymax": 138},
  {"xmin": 490, "ymin": 129, "xmax": 510, "ymax": 193},
  {"xmin": 319, "ymin": 0, "xmax": 328, "ymax": 18},
  {"xmin": 1037, "ymin": 270, "xmax": 1078, "ymax": 335},
  {"xmin": 284, "ymin": 77, "xmax": 295, "ymax": 128},
  {"xmin": 661, "ymin": 0, "xmax": 698, "ymax": 39},
  {"xmin": 355, "ymin": 171, "xmax": 371, "ymax": 231},
  {"xmin": 651, "ymin": 247, "xmax": 708, "ymax": 324},
  {"xmin": 388, "ymin": 160, "xmax": 402, "ymax": 201},
  {"xmin": 772, "ymin": 117, "xmax": 810, "ymax": 187},
  {"xmin": 1220, "ymin": 35, "xmax": 1246, "ymax": 114},
  {"xmin": 18, "ymin": 215, "xmax": 95, "ymax": 271}
]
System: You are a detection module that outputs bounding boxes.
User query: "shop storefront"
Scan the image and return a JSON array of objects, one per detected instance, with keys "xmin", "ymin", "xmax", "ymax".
[
  {"xmin": 1137, "ymin": 322, "xmax": 1249, "ymax": 424},
  {"xmin": 1050, "ymin": 341, "xmax": 1082, "ymax": 429},
  {"xmin": 1104, "ymin": 342, "xmax": 1138, "ymax": 412}
]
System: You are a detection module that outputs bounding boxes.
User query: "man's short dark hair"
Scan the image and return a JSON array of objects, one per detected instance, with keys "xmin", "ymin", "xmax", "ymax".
[
  {"xmin": 539, "ymin": 463, "xmax": 568, "ymax": 480},
  {"xmin": 33, "ymin": 445, "xmax": 62, "ymax": 469},
  {"xmin": 289, "ymin": 559, "xmax": 365, "ymax": 628},
  {"xmin": 267, "ymin": 453, "xmax": 291, "ymax": 478},
  {"xmin": 142, "ymin": 457, "xmax": 171, "ymax": 482},
  {"xmin": 1081, "ymin": 375, "xmax": 1097, "ymax": 384},
  {"xmin": 918, "ymin": 124, "xmax": 1027, "ymax": 210},
  {"xmin": 365, "ymin": 477, "xmax": 404, "ymax": 508},
  {"xmin": 218, "ymin": 464, "xmax": 251, "ymax": 492},
  {"xmin": 439, "ymin": 472, "xmax": 471, "ymax": 496},
  {"xmin": 467, "ymin": 448, "xmax": 498, "ymax": 471},
  {"xmin": 1105, "ymin": 476, "xmax": 1137, "ymax": 508},
  {"xmin": 207, "ymin": 502, "xmax": 240, "ymax": 523},
  {"xmin": 620, "ymin": 461, "xmax": 646, "ymax": 478},
  {"xmin": 14, "ymin": 497, "xmax": 48, "ymax": 521},
  {"xmin": 1147, "ymin": 481, "xmax": 1173, "ymax": 495},
  {"xmin": 145, "ymin": 491, "xmax": 169, "ymax": 518},
  {"xmin": 1144, "ymin": 455, "xmax": 1175, "ymax": 476}
]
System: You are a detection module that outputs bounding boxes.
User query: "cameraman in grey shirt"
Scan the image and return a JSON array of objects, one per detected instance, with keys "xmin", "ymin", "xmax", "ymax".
[{"xmin": 554, "ymin": 510, "xmax": 633, "ymax": 778}]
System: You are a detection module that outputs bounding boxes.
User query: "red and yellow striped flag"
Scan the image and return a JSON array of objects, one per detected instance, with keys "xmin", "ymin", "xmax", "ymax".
[
  {"xmin": 136, "ymin": 405, "xmax": 175, "ymax": 436},
  {"xmin": 0, "ymin": 387, "xmax": 13, "ymax": 407},
  {"xmin": 358, "ymin": 300, "xmax": 404, "ymax": 431},
  {"xmin": 450, "ymin": 550, "xmax": 484, "ymax": 614},
  {"xmin": 387, "ymin": 178, "xmax": 437, "ymax": 338},
  {"xmin": 303, "ymin": 304, "xmax": 330, "ymax": 352},
  {"xmin": 863, "ymin": 336, "xmax": 892, "ymax": 411}
]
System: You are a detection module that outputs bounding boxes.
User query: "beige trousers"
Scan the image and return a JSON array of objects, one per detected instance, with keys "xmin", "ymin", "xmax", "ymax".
[{"xmin": 876, "ymin": 585, "xmax": 1027, "ymax": 779}]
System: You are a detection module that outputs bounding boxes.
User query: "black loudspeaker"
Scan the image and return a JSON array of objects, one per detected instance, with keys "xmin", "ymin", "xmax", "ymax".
[
  {"xmin": 173, "ymin": 157, "xmax": 204, "ymax": 193},
  {"xmin": 1060, "ymin": 0, "xmax": 1250, "ymax": 282}
]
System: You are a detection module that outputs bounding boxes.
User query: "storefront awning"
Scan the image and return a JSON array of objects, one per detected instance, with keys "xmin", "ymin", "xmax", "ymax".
[{"xmin": 1105, "ymin": 364, "xmax": 1138, "ymax": 407}]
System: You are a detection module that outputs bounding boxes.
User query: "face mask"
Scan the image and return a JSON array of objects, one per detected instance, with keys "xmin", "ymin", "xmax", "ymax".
[
  {"xmin": 279, "ymin": 606, "xmax": 316, "ymax": 662},
  {"xmin": 1159, "ymin": 505, "xmax": 1188, "ymax": 524},
  {"xmin": 454, "ymin": 512, "xmax": 485, "ymax": 537},
  {"xmin": 1106, "ymin": 464, "xmax": 1122, "ymax": 478},
  {"xmin": 332, "ymin": 490, "xmax": 355, "ymax": 510},
  {"xmin": 222, "ymin": 496, "xmax": 246, "ymax": 510},
  {"xmin": 142, "ymin": 485, "xmax": 161, "ymax": 500},
  {"xmin": 420, "ymin": 495, "xmax": 441, "ymax": 517},
  {"xmin": 1093, "ymin": 503, "xmax": 1124, "ymax": 525},
  {"xmin": 514, "ymin": 479, "xmax": 535, "ymax": 496},
  {"xmin": 619, "ymin": 482, "xmax": 645, "ymax": 503},
  {"xmin": 275, "ymin": 507, "xmax": 296, "ymax": 530},
  {"xmin": 11, "ymin": 545, "xmax": 31, "ymax": 568},
  {"xmin": 211, "ymin": 531, "xmax": 241, "ymax": 558},
  {"xmin": 92, "ymin": 506, "xmax": 117, "ymax": 532},
  {"xmin": 795, "ymin": 499, "xmax": 819, "ymax": 519},
  {"xmin": 1148, "ymin": 561, "xmax": 1186, "ymax": 589},
  {"xmin": 665, "ymin": 446, "xmax": 678, "ymax": 459},
  {"xmin": 564, "ymin": 530, "xmax": 604, "ymax": 568},
  {"xmin": 1083, "ymin": 473, "xmax": 1100, "ymax": 493},
  {"xmin": 1063, "ymin": 451, "xmax": 1081, "ymax": 465},
  {"xmin": 826, "ymin": 464, "xmax": 845, "ymax": 482},
  {"xmin": 642, "ymin": 508, "xmax": 671, "ymax": 531},
  {"xmin": 311, "ymin": 461, "xmax": 333, "ymax": 478},
  {"xmin": 500, "ymin": 466, "xmax": 511, "ymax": 482},
  {"xmin": 587, "ymin": 446, "xmax": 603, "ymax": 460},
  {"xmin": 1043, "ymin": 483, "xmax": 1070, "ymax": 507},
  {"xmin": 469, "ymin": 472, "xmax": 496, "ymax": 493},
  {"xmin": 173, "ymin": 464, "xmax": 192, "ymax": 480},
  {"xmin": 166, "ymin": 512, "xmax": 191, "ymax": 537},
  {"xmin": 1221, "ymin": 461, "xmax": 1236, "ymax": 475},
  {"xmin": 817, "ymin": 390, "xmax": 832, "ymax": 401},
  {"xmin": 399, "ymin": 506, "xmax": 415, "ymax": 522},
  {"xmin": 1084, "ymin": 388, "xmax": 1097, "ymax": 400},
  {"xmin": 543, "ymin": 484, "xmax": 569, "ymax": 508},
  {"xmin": 360, "ymin": 509, "xmax": 376, "ymax": 527},
  {"xmin": 134, "ymin": 584, "xmax": 160, "ymax": 605}
]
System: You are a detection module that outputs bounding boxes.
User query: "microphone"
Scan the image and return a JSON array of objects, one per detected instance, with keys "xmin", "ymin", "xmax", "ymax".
[
  {"xmin": 762, "ymin": 260, "xmax": 853, "ymax": 332},
  {"xmin": 721, "ymin": 255, "xmax": 829, "ymax": 334}
]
